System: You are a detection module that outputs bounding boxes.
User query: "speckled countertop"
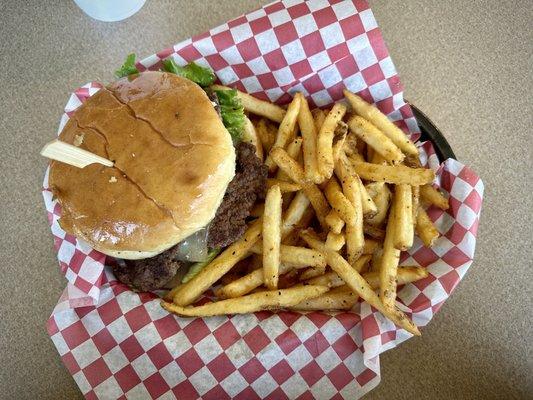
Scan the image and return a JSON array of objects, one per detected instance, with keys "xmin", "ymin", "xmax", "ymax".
[{"xmin": 0, "ymin": 1, "xmax": 531, "ymax": 399}]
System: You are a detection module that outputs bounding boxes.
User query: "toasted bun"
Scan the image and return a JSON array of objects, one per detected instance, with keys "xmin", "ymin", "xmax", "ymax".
[{"xmin": 49, "ymin": 72, "xmax": 235, "ymax": 259}]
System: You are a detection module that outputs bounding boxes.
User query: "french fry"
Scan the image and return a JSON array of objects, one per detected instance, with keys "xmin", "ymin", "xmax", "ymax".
[
  {"xmin": 242, "ymin": 116, "xmax": 264, "ymax": 161},
  {"xmin": 336, "ymin": 152, "xmax": 377, "ymax": 217},
  {"xmin": 163, "ymin": 285, "xmax": 328, "ymax": 317},
  {"xmin": 393, "ymin": 184, "xmax": 414, "ymax": 250},
  {"xmin": 332, "ymin": 121, "xmax": 348, "ymax": 163},
  {"xmin": 317, "ymin": 103, "xmax": 347, "ymax": 180},
  {"xmin": 306, "ymin": 271, "xmax": 345, "ymax": 288},
  {"xmin": 370, "ymin": 246, "xmax": 383, "ymax": 272},
  {"xmin": 380, "ymin": 200, "xmax": 401, "ymax": 309},
  {"xmin": 250, "ymin": 243, "xmax": 326, "ymax": 268},
  {"xmin": 171, "ymin": 219, "xmax": 262, "ymax": 306},
  {"xmin": 349, "ymin": 152, "xmax": 365, "ymax": 163},
  {"xmin": 298, "ymin": 94, "xmax": 321, "ymax": 184},
  {"xmin": 256, "ymin": 118, "xmax": 276, "ymax": 152},
  {"xmin": 325, "ymin": 210, "xmax": 345, "ymax": 234},
  {"xmin": 300, "ymin": 230, "xmax": 420, "ymax": 335},
  {"xmin": 347, "ymin": 115, "xmax": 405, "ymax": 164},
  {"xmin": 265, "ymin": 94, "xmax": 302, "ymax": 171},
  {"xmin": 344, "ymin": 90, "xmax": 418, "ymax": 156},
  {"xmin": 371, "ymin": 150, "xmax": 388, "ymax": 165},
  {"xmin": 267, "ymin": 178, "xmax": 301, "ymax": 193},
  {"xmin": 291, "ymin": 286, "xmax": 358, "ymax": 311},
  {"xmin": 270, "ymin": 147, "xmax": 330, "ymax": 228},
  {"xmin": 281, "ymin": 191, "xmax": 311, "ymax": 239},
  {"xmin": 365, "ymin": 182, "xmax": 391, "ymax": 226},
  {"xmin": 334, "ymin": 154, "xmax": 364, "ymax": 263},
  {"xmin": 325, "ymin": 231, "xmax": 345, "ymax": 251},
  {"xmin": 306, "ymin": 265, "xmax": 428, "ymax": 290},
  {"xmin": 312, "ymin": 108, "xmax": 326, "ymax": 132},
  {"xmin": 220, "ymin": 272, "xmax": 242, "ymax": 286},
  {"xmin": 365, "ymin": 266, "xmax": 429, "ymax": 288},
  {"xmin": 416, "ymin": 207, "xmax": 439, "ymax": 247},
  {"xmin": 357, "ymin": 175, "xmax": 378, "ymax": 217},
  {"xmin": 352, "ymin": 161, "xmax": 435, "ymax": 186},
  {"xmin": 343, "ymin": 132, "xmax": 358, "ymax": 156},
  {"xmin": 212, "ymin": 84, "xmax": 286, "ymax": 123},
  {"xmin": 299, "ymin": 265, "xmax": 327, "ymax": 280},
  {"xmin": 325, "ymin": 178, "xmax": 356, "ymax": 225},
  {"xmin": 412, "ymin": 185, "xmax": 420, "ymax": 221},
  {"xmin": 263, "ymin": 185, "xmax": 282, "ymax": 290},
  {"xmin": 420, "ymin": 184, "xmax": 450, "ymax": 210},
  {"xmin": 276, "ymin": 137, "xmax": 302, "ymax": 181},
  {"xmin": 218, "ymin": 264, "xmax": 285, "ymax": 299},
  {"xmin": 352, "ymin": 254, "xmax": 372, "ymax": 273}
]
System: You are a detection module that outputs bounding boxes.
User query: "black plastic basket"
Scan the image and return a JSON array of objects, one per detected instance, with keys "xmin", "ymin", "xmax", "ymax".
[{"xmin": 410, "ymin": 104, "xmax": 456, "ymax": 162}]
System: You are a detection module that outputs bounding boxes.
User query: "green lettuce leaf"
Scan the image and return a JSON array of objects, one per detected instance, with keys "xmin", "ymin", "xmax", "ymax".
[
  {"xmin": 162, "ymin": 59, "xmax": 215, "ymax": 87},
  {"xmin": 115, "ymin": 53, "xmax": 139, "ymax": 78},
  {"xmin": 214, "ymin": 88, "xmax": 245, "ymax": 142},
  {"xmin": 181, "ymin": 248, "xmax": 221, "ymax": 283}
]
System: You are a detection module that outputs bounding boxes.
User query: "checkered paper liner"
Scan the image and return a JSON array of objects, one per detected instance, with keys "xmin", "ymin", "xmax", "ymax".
[{"xmin": 42, "ymin": 1, "xmax": 484, "ymax": 398}]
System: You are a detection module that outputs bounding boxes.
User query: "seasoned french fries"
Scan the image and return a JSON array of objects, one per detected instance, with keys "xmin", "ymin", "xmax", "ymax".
[
  {"xmin": 347, "ymin": 116, "xmax": 404, "ymax": 164},
  {"xmin": 325, "ymin": 178, "xmax": 356, "ymax": 226},
  {"xmin": 256, "ymin": 118, "xmax": 276, "ymax": 152},
  {"xmin": 276, "ymin": 137, "xmax": 302, "ymax": 182},
  {"xmin": 298, "ymin": 94, "xmax": 321, "ymax": 184},
  {"xmin": 317, "ymin": 103, "xmax": 347, "ymax": 180},
  {"xmin": 263, "ymin": 185, "xmax": 282, "ymax": 289},
  {"xmin": 307, "ymin": 265, "xmax": 428, "ymax": 290},
  {"xmin": 416, "ymin": 207, "xmax": 440, "ymax": 247},
  {"xmin": 243, "ymin": 115, "xmax": 264, "ymax": 161},
  {"xmin": 267, "ymin": 178, "xmax": 301, "ymax": 193},
  {"xmin": 380, "ymin": 201, "xmax": 401, "ymax": 309},
  {"xmin": 291, "ymin": 286, "xmax": 358, "ymax": 311},
  {"xmin": 332, "ymin": 121, "xmax": 348, "ymax": 163},
  {"xmin": 250, "ymin": 243, "xmax": 325, "ymax": 268},
  {"xmin": 163, "ymin": 88, "xmax": 450, "ymax": 338},
  {"xmin": 365, "ymin": 182, "xmax": 391, "ymax": 226},
  {"xmin": 357, "ymin": 175, "xmax": 378, "ymax": 217},
  {"xmin": 171, "ymin": 219, "xmax": 262, "ymax": 306},
  {"xmin": 312, "ymin": 108, "xmax": 326, "ymax": 133},
  {"xmin": 300, "ymin": 230, "xmax": 420, "ymax": 335},
  {"xmin": 393, "ymin": 184, "xmax": 414, "ymax": 250},
  {"xmin": 420, "ymin": 184, "xmax": 450, "ymax": 210},
  {"xmin": 212, "ymin": 84, "xmax": 286, "ymax": 123},
  {"xmin": 325, "ymin": 210, "xmax": 345, "ymax": 234},
  {"xmin": 352, "ymin": 161, "xmax": 435, "ymax": 186},
  {"xmin": 412, "ymin": 184, "xmax": 420, "ymax": 221},
  {"xmin": 270, "ymin": 147, "xmax": 330, "ymax": 228},
  {"xmin": 344, "ymin": 90, "xmax": 418, "ymax": 156},
  {"xmin": 265, "ymin": 95, "xmax": 302, "ymax": 171},
  {"xmin": 325, "ymin": 231, "xmax": 345, "ymax": 251},
  {"xmin": 281, "ymin": 191, "xmax": 311, "ymax": 239},
  {"xmin": 163, "ymin": 285, "xmax": 328, "ymax": 317},
  {"xmin": 365, "ymin": 266, "xmax": 429, "ymax": 288}
]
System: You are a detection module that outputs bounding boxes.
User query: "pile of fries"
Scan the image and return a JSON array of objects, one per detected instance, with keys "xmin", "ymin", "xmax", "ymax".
[{"xmin": 162, "ymin": 88, "xmax": 450, "ymax": 336}]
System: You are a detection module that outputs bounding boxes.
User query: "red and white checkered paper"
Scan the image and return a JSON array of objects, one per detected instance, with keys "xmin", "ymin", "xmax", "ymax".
[{"xmin": 42, "ymin": 1, "xmax": 484, "ymax": 398}]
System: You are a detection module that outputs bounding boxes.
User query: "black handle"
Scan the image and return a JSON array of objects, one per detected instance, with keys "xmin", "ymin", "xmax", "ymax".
[{"xmin": 410, "ymin": 104, "xmax": 456, "ymax": 162}]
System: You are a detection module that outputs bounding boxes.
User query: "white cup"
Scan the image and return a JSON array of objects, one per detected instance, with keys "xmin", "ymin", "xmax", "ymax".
[{"xmin": 73, "ymin": 0, "xmax": 147, "ymax": 22}]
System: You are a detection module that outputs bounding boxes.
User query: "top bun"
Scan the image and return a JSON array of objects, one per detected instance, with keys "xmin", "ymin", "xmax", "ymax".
[{"xmin": 49, "ymin": 72, "xmax": 235, "ymax": 259}]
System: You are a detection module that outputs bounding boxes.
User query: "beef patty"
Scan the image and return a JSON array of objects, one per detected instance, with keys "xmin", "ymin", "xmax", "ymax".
[{"xmin": 112, "ymin": 142, "xmax": 267, "ymax": 292}]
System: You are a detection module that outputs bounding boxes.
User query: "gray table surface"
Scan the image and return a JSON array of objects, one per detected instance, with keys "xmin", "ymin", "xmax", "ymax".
[{"xmin": 1, "ymin": 0, "xmax": 531, "ymax": 399}]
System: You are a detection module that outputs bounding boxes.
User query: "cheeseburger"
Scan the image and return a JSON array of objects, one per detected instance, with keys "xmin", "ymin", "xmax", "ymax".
[{"xmin": 49, "ymin": 63, "xmax": 267, "ymax": 291}]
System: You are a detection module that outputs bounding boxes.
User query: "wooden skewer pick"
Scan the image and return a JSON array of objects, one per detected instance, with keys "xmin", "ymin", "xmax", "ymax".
[{"xmin": 40, "ymin": 139, "xmax": 114, "ymax": 168}]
